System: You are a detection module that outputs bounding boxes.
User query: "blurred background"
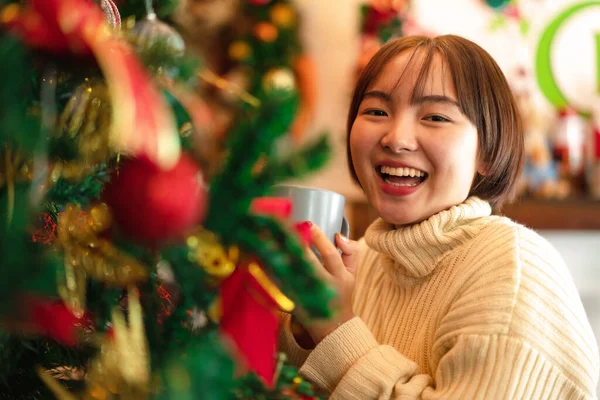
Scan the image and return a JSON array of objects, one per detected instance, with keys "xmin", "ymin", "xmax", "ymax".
[{"xmin": 178, "ymin": 0, "xmax": 600, "ymax": 390}]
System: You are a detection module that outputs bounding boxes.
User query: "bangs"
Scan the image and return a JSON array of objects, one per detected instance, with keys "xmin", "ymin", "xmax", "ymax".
[
  {"xmin": 370, "ymin": 43, "xmax": 461, "ymax": 116},
  {"xmin": 403, "ymin": 46, "xmax": 471, "ymax": 122}
]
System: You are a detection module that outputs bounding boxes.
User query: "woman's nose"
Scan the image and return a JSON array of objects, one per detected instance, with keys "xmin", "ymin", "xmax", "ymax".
[{"xmin": 379, "ymin": 117, "xmax": 418, "ymax": 153}]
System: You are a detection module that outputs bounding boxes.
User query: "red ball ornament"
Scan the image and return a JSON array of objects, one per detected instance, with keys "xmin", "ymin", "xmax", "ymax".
[{"xmin": 103, "ymin": 154, "xmax": 207, "ymax": 244}]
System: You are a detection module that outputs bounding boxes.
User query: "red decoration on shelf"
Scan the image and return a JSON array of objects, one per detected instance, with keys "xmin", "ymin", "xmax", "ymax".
[
  {"xmin": 220, "ymin": 262, "xmax": 290, "ymax": 386},
  {"xmin": 363, "ymin": 7, "xmax": 398, "ymax": 35},
  {"xmin": 103, "ymin": 154, "xmax": 208, "ymax": 245},
  {"xmin": 31, "ymin": 213, "xmax": 57, "ymax": 245},
  {"xmin": 594, "ymin": 128, "xmax": 600, "ymax": 160}
]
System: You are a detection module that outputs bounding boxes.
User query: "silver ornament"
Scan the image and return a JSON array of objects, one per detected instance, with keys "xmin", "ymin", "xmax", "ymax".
[{"xmin": 130, "ymin": 13, "xmax": 186, "ymax": 57}]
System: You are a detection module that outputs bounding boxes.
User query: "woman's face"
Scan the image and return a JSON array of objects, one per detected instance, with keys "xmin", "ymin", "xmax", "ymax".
[{"xmin": 350, "ymin": 50, "xmax": 481, "ymax": 226}]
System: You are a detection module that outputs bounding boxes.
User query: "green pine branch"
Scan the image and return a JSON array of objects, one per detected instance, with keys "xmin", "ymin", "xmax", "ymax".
[
  {"xmin": 237, "ymin": 215, "xmax": 334, "ymax": 319},
  {"xmin": 44, "ymin": 163, "xmax": 110, "ymax": 208},
  {"xmin": 203, "ymin": 91, "xmax": 333, "ymax": 318},
  {"xmin": 257, "ymin": 134, "xmax": 330, "ymax": 187},
  {"xmin": 204, "ymin": 90, "xmax": 299, "ymax": 236}
]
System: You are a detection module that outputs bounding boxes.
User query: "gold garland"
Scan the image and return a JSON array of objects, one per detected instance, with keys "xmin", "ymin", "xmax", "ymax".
[
  {"xmin": 186, "ymin": 228, "xmax": 239, "ymax": 279},
  {"xmin": 57, "ymin": 204, "xmax": 149, "ymax": 318},
  {"xmin": 0, "ymin": 146, "xmax": 33, "ymax": 225}
]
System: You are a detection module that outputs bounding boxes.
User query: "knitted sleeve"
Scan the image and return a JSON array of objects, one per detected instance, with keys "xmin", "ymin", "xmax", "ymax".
[
  {"xmin": 278, "ymin": 312, "xmax": 312, "ymax": 367},
  {"xmin": 299, "ymin": 318, "xmax": 592, "ymax": 399},
  {"xmin": 297, "ymin": 224, "xmax": 598, "ymax": 399}
]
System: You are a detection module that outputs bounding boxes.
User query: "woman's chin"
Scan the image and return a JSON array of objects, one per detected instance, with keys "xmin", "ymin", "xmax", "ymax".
[{"xmin": 378, "ymin": 210, "xmax": 427, "ymax": 228}]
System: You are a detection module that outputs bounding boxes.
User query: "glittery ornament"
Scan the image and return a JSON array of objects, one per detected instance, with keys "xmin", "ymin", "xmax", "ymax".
[
  {"xmin": 228, "ymin": 40, "xmax": 252, "ymax": 61},
  {"xmin": 56, "ymin": 79, "xmax": 114, "ymax": 166},
  {"xmin": 270, "ymin": 3, "xmax": 296, "ymax": 28},
  {"xmin": 130, "ymin": 12, "xmax": 186, "ymax": 57},
  {"xmin": 254, "ymin": 22, "xmax": 278, "ymax": 43},
  {"xmin": 262, "ymin": 68, "xmax": 296, "ymax": 92}
]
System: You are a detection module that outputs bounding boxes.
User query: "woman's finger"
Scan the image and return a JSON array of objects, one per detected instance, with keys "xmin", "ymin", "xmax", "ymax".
[
  {"xmin": 335, "ymin": 234, "xmax": 360, "ymax": 277},
  {"xmin": 303, "ymin": 244, "xmax": 331, "ymax": 281},
  {"xmin": 310, "ymin": 224, "xmax": 345, "ymax": 276}
]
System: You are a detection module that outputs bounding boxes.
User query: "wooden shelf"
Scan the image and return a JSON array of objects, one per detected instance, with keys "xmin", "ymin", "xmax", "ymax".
[
  {"xmin": 347, "ymin": 198, "xmax": 600, "ymax": 238},
  {"xmin": 500, "ymin": 198, "xmax": 600, "ymax": 230}
]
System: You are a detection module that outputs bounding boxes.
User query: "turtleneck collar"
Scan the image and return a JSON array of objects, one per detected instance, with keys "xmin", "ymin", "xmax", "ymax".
[{"xmin": 364, "ymin": 197, "xmax": 493, "ymax": 279}]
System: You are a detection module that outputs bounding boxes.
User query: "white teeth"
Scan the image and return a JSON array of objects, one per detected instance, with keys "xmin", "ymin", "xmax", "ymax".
[
  {"xmin": 380, "ymin": 166, "xmax": 425, "ymax": 178},
  {"xmin": 384, "ymin": 180, "xmax": 419, "ymax": 187}
]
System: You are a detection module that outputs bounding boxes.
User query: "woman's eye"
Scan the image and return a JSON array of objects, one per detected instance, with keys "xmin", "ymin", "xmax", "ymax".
[
  {"xmin": 423, "ymin": 114, "xmax": 450, "ymax": 123},
  {"xmin": 365, "ymin": 109, "xmax": 388, "ymax": 117}
]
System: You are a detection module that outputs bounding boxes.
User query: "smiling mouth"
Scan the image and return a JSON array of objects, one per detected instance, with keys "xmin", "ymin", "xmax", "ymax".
[{"xmin": 377, "ymin": 165, "xmax": 428, "ymax": 187}]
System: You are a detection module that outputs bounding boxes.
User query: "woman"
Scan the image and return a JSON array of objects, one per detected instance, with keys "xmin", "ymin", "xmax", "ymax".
[{"xmin": 279, "ymin": 35, "xmax": 599, "ymax": 399}]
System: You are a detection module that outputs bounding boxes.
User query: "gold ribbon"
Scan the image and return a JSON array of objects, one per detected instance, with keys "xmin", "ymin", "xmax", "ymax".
[
  {"xmin": 248, "ymin": 262, "xmax": 295, "ymax": 313},
  {"xmin": 198, "ymin": 69, "xmax": 261, "ymax": 108}
]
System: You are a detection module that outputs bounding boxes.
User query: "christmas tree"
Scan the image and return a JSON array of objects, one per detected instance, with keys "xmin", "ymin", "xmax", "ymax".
[{"xmin": 0, "ymin": 0, "xmax": 333, "ymax": 398}]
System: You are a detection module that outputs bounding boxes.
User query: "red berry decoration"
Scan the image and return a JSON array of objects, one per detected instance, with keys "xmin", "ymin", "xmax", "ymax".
[{"xmin": 103, "ymin": 154, "xmax": 207, "ymax": 244}]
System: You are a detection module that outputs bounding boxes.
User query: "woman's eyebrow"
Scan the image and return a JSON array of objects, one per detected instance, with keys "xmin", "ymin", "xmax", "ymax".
[
  {"xmin": 363, "ymin": 90, "xmax": 392, "ymax": 102},
  {"xmin": 411, "ymin": 94, "xmax": 460, "ymax": 108}
]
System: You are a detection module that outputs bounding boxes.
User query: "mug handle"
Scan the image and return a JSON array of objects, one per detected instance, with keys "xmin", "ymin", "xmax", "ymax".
[{"xmin": 341, "ymin": 216, "xmax": 350, "ymax": 239}]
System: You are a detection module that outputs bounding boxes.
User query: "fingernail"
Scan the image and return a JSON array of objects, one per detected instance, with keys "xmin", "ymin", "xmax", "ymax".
[
  {"xmin": 296, "ymin": 221, "xmax": 312, "ymax": 230},
  {"xmin": 337, "ymin": 233, "xmax": 348, "ymax": 242},
  {"xmin": 294, "ymin": 221, "xmax": 313, "ymax": 246}
]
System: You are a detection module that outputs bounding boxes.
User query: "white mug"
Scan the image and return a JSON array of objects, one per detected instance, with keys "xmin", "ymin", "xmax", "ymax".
[{"xmin": 272, "ymin": 185, "xmax": 350, "ymax": 245}]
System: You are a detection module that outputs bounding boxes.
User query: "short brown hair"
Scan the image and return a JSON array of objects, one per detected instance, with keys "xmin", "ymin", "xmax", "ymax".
[{"xmin": 347, "ymin": 35, "xmax": 523, "ymax": 209}]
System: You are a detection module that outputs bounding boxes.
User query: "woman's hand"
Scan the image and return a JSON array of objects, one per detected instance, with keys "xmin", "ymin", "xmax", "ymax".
[{"xmin": 295, "ymin": 223, "xmax": 360, "ymax": 345}]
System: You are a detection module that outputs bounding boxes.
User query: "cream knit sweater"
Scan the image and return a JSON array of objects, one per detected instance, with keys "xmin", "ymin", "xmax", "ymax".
[{"xmin": 279, "ymin": 197, "xmax": 599, "ymax": 399}]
